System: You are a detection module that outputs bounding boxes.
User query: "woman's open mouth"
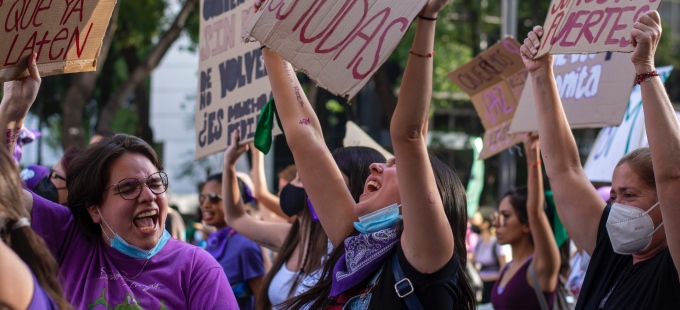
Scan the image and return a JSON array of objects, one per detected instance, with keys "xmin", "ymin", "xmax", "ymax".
[{"xmin": 133, "ymin": 210, "xmax": 158, "ymax": 232}]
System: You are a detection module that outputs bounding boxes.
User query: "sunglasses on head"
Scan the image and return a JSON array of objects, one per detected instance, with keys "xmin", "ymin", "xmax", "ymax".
[{"xmin": 199, "ymin": 192, "xmax": 222, "ymax": 204}]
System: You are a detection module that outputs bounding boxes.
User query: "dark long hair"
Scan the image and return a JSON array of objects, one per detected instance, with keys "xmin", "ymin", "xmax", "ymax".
[
  {"xmin": 257, "ymin": 146, "xmax": 384, "ymax": 310},
  {"xmin": 0, "ymin": 148, "xmax": 72, "ymax": 309},
  {"xmin": 283, "ymin": 154, "xmax": 475, "ymax": 310},
  {"xmin": 504, "ymin": 187, "xmax": 529, "ymax": 225},
  {"xmin": 332, "ymin": 147, "xmax": 386, "ymax": 202}
]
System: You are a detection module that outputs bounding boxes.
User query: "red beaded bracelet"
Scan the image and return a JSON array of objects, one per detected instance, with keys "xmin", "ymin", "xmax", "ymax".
[
  {"xmin": 528, "ymin": 160, "xmax": 542, "ymax": 168},
  {"xmin": 636, "ymin": 70, "xmax": 659, "ymax": 85},
  {"xmin": 409, "ymin": 50, "xmax": 435, "ymax": 58}
]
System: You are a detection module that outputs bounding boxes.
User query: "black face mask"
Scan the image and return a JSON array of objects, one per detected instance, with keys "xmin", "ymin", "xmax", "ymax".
[
  {"xmin": 470, "ymin": 224, "xmax": 481, "ymax": 234},
  {"xmin": 33, "ymin": 177, "xmax": 59, "ymax": 203},
  {"xmin": 280, "ymin": 183, "xmax": 307, "ymax": 217}
]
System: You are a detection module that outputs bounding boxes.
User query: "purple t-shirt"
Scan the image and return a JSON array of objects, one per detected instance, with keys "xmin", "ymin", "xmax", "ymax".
[
  {"xmin": 206, "ymin": 227, "xmax": 265, "ymax": 310},
  {"xmin": 28, "ymin": 273, "xmax": 58, "ymax": 310},
  {"xmin": 31, "ymin": 192, "xmax": 238, "ymax": 309},
  {"xmin": 490, "ymin": 256, "xmax": 556, "ymax": 310}
]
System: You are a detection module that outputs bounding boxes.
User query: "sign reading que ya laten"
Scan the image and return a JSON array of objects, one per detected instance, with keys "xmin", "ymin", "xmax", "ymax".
[{"xmin": 0, "ymin": 0, "xmax": 116, "ymax": 81}]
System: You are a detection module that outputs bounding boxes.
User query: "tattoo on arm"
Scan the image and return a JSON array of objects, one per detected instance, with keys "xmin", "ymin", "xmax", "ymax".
[
  {"xmin": 299, "ymin": 118, "xmax": 311, "ymax": 125},
  {"xmin": 5, "ymin": 128, "xmax": 19, "ymax": 152},
  {"xmin": 282, "ymin": 60, "xmax": 305, "ymax": 107}
]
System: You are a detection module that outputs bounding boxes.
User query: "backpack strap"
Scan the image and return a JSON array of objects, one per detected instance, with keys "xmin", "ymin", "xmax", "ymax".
[
  {"xmin": 391, "ymin": 252, "xmax": 424, "ymax": 310},
  {"xmin": 529, "ymin": 263, "xmax": 550, "ymax": 310}
]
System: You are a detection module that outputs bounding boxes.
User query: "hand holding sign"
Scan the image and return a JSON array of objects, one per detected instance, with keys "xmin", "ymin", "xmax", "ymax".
[
  {"xmin": 535, "ymin": 0, "xmax": 661, "ymax": 57},
  {"xmin": 521, "ymin": 26, "xmax": 553, "ymax": 74},
  {"xmin": 420, "ymin": 0, "xmax": 451, "ymax": 18},
  {"xmin": 224, "ymin": 130, "xmax": 250, "ymax": 167},
  {"xmin": 630, "ymin": 11, "xmax": 661, "ymax": 74},
  {"xmin": 1, "ymin": 53, "xmax": 40, "ymax": 121},
  {"xmin": 522, "ymin": 132, "xmax": 540, "ymax": 158}
]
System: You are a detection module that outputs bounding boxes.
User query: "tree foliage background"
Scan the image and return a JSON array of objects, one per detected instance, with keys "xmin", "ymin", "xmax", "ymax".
[{"xmin": 11, "ymin": 0, "xmax": 680, "ymax": 205}]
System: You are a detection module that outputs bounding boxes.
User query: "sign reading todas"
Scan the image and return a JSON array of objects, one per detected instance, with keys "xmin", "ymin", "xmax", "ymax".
[
  {"xmin": 0, "ymin": 0, "xmax": 116, "ymax": 81},
  {"xmin": 509, "ymin": 52, "xmax": 635, "ymax": 133},
  {"xmin": 535, "ymin": 0, "xmax": 661, "ymax": 58},
  {"xmin": 196, "ymin": 0, "xmax": 278, "ymax": 159},
  {"xmin": 447, "ymin": 38, "xmax": 527, "ymax": 159},
  {"xmin": 243, "ymin": 0, "xmax": 428, "ymax": 100}
]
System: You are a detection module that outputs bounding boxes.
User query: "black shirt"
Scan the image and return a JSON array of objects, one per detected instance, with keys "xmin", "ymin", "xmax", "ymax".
[
  {"xmin": 367, "ymin": 244, "xmax": 460, "ymax": 309},
  {"xmin": 576, "ymin": 206, "xmax": 680, "ymax": 309}
]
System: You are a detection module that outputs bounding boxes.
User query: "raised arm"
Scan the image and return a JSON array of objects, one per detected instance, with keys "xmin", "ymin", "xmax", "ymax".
[
  {"xmin": 523, "ymin": 133, "xmax": 560, "ymax": 291},
  {"xmin": 260, "ymin": 49, "xmax": 355, "ymax": 247},
  {"xmin": 394, "ymin": 0, "xmax": 455, "ymax": 273},
  {"xmin": 249, "ymin": 148, "xmax": 292, "ymax": 221},
  {"xmin": 223, "ymin": 131, "xmax": 292, "ymax": 251},
  {"xmin": 0, "ymin": 240, "xmax": 33, "ymax": 310},
  {"xmin": 631, "ymin": 11, "xmax": 680, "ymax": 273},
  {"xmin": 0, "ymin": 53, "xmax": 40, "ymax": 157},
  {"xmin": 521, "ymin": 27, "xmax": 605, "ymax": 255}
]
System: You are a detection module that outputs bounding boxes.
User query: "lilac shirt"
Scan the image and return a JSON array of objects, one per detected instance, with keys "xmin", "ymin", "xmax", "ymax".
[
  {"xmin": 28, "ymin": 273, "xmax": 58, "ymax": 310},
  {"xmin": 206, "ymin": 227, "xmax": 265, "ymax": 310},
  {"xmin": 31, "ymin": 192, "xmax": 238, "ymax": 309},
  {"xmin": 491, "ymin": 256, "xmax": 556, "ymax": 310}
]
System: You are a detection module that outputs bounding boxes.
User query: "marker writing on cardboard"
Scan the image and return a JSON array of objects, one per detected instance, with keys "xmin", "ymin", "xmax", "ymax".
[
  {"xmin": 217, "ymin": 47, "xmax": 267, "ymax": 100},
  {"xmin": 3, "ymin": 0, "xmax": 94, "ymax": 65},
  {"xmin": 543, "ymin": 1, "xmax": 654, "ymax": 50},
  {"xmin": 455, "ymin": 49, "xmax": 516, "ymax": 91},
  {"xmin": 269, "ymin": 0, "xmax": 410, "ymax": 80},
  {"xmin": 482, "ymin": 86, "xmax": 513, "ymax": 125}
]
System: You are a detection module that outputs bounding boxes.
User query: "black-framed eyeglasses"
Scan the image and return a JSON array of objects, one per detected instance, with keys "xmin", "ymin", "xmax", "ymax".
[
  {"xmin": 199, "ymin": 192, "xmax": 222, "ymax": 204},
  {"xmin": 106, "ymin": 171, "xmax": 169, "ymax": 200},
  {"xmin": 49, "ymin": 170, "xmax": 66, "ymax": 182}
]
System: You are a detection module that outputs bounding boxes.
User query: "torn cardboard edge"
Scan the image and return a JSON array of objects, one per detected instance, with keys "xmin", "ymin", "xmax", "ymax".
[
  {"xmin": 0, "ymin": 0, "xmax": 115, "ymax": 81},
  {"xmin": 534, "ymin": 0, "xmax": 662, "ymax": 58},
  {"xmin": 243, "ymin": 0, "xmax": 427, "ymax": 101}
]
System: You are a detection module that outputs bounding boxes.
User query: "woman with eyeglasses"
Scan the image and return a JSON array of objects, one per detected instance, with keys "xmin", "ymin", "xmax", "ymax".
[
  {"xmin": 489, "ymin": 134, "xmax": 561, "ymax": 309},
  {"xmin": 30, "ymin": 146, "xmax": 81, "ymax": 205},
  {"xmin": 199, "ymin": 173, "xmax": 265, "ymax": 310},
  {"xmin": 2, "ymin": 55, "xmax": 238, "ymax": 309}
]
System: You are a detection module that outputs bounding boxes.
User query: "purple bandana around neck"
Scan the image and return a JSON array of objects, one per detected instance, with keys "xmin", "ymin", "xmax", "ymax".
[{"xmin": 330, "ymin": 226, "xmax": 401, "ymax": 297}]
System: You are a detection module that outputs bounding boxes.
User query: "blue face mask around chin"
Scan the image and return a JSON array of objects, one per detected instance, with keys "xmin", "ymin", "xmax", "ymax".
[
  {"xmin": 353, "ymin": 203, "xmax": 402, "ymax": 234},
  {"xmin": 98, "ymin": 208, "xmax": 170, "ymax": 260}
]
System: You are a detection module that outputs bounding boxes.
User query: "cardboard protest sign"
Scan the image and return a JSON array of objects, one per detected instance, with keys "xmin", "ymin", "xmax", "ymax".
[
  {"xmin": 196, "ymin": 0, "xmax": 279, "ymax": 159},
  {"xmin": 243, "ymin": 0, "xmax": 427, "ymax": 100},
  {"xmin": 583, "ymin": 66, "xmax": 672, "ymax": 182},
  {"xmin": 447, "ymin": 38, "xmax": 527, "ymax": 159},
  {"xmin": 509, "ymin": 52, "xmax": 635, "ymax": 133},
  {"xmin": 343, "ymin": 121, "xmax": 393, "ymax": 159},
  {"xmin": 0, "ymin": 0, "xmax": 116, "ymax": 81},
  {"xmin": 536, "ymin": 0, "xmax": 661, "ymax": 57}
]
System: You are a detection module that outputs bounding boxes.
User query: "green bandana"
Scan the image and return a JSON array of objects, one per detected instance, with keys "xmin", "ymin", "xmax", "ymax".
[{"xmin": 254, "ymin": 97, "xmax": 283, "ymax": 154}]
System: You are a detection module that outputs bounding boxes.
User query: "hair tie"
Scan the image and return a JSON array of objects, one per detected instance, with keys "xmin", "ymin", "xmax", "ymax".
[{"xmin": 12, "ymin": 217, "xmax": 30, "ymax": 231}]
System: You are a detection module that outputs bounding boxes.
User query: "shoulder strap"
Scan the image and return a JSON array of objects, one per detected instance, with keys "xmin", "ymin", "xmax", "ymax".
[
  {"xmin": 529, "ymin": 263, "xmax": 550, "ymax": 310},
  {"xmin": 492, "ymin": 239, "xmax": 499, "ymax": 263},
  {"xmin": 391, "ymin": 252, "xmax": 424, "ymax": 310}
]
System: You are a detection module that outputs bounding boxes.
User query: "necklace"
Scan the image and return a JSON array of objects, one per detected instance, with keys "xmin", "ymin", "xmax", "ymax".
[{"xmin": 120, "ymin": 258, "xmax": 151, "ymax": 280}]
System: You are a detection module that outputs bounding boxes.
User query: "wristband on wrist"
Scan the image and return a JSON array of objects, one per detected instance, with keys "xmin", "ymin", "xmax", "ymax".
[
  {"xmin": 418, "ymin": 15, "xmax": 437, "ymax": 21},
  {"xmin": 409, "ymin": 50, "xmax": 435, "ymax": 58},
  {"xmin": 636, "ymin": 70, "xmax": 659, "ymax": 85}
]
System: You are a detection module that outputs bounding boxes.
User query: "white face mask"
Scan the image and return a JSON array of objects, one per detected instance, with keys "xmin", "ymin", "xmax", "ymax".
[{"xmin": 606, "ymin": 202, "xmax": 664, "ymax": 255}]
